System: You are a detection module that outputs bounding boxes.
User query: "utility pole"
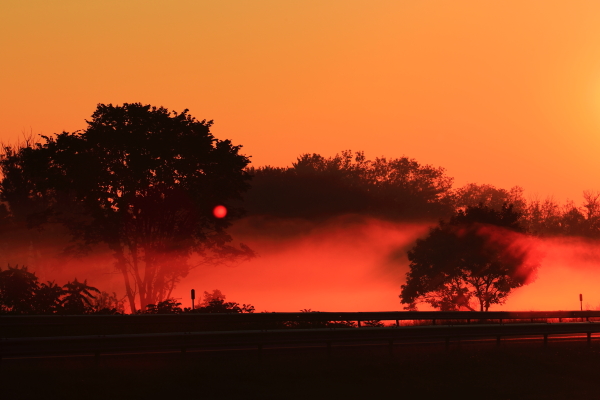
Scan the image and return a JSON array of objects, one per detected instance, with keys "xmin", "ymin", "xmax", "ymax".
[
  {"xmin": 580, "ymin": 293, "xmax": 583, "ymax": 311},
  {"xmin": 191, "ymin": 289, "xmax": 196, "ymax": 310}
]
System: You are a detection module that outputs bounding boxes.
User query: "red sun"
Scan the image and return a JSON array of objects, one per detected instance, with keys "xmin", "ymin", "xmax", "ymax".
[{"xmin": 213, "ymin": 205, "xmax": 227, "ymax": 218}]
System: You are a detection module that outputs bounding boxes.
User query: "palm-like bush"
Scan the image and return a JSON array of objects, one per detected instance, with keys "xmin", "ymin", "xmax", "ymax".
[
  {"xmin": 61, "ymin": 279, "xmax": 100, "ymax": 314},
  {"xmin": 33, "ymin": 281, "xmax": 65, "ymax": 314}
]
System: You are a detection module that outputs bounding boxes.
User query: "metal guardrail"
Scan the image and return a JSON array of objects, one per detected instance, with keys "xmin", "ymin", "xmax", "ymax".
[
  {"xmin": 3, "ymin": 310, "xmax": 600, "ymax": 325},
  {"xmin": 2, "ymin": 310, "xmax": 600, "ymax": 334},
  {"xmin": 3, "ymin": 311, "xmax": 600, "ymax": 360},
  {"xmin": 3, "ymin": 321, "xmax": 600, "ymax": 360}
]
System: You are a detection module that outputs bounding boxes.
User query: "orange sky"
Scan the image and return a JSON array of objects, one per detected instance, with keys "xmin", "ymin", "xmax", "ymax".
[
  {"xmin": 3, "ymin": 2, "xmax": 600, "ymax": 312},
  {"xmin": 3, "ymin": 1, "xmax": 600, "ymax": 202}
]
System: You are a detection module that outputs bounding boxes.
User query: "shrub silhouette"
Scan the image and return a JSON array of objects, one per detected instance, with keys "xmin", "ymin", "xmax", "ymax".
[{"xmin": 0, "ymin": 265, "xmax": 114, "ymax": 315}]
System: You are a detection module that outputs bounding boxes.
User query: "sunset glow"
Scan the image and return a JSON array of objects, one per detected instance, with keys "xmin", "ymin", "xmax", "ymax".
[
  {"xmin": 3, "ymin": 1, "xmax": 600, "ymax": 202},
  {"xmin": 3, "ymin": 1, "xmax": 600, "ymax": 313}
]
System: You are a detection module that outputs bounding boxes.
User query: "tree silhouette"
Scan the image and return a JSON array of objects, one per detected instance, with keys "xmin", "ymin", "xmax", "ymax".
[
  {"xmin": 142, "ymin": 298, "xmax": 183, "ymax": 314},
  {"xmin": 193, "ymin": 298, "xmax": 255, "ymax": 314},
  {"xmin": 550, "ymin": 192, "xmax": 600, "ymax": 238},
  {"xmin": 199, "ymin": 289, "xmax": 227, "ymax": 307},
  {"xmin": 89, "ymin": 291, "xmax": 125, "ymax": 314},
  {"xmin": 523, "ymin": 196, "xmax": 562, "ymax": 236},
  {"xmin": 0, "ymin": 264, "xmax": 38, "ymax": 314},
  {"xmin": 245, "ymin": 150, "xmax": 454, "ymax": 221},
  {"xmin": 400, "ymin": 204, "xmax": 540, "ymax": 312},
  {"xmin": 0, "ymin": 139, "xmax": 80, "ymax": 283},
  {"xmin": 0, "ymin": 264, "xmax": 117, "ymax": 315},
  {"xmin": 141, "ymin": 292, "xmax": 256, "ymax": 314},
  {"xmin": 33, "ymin": 281, "xmax": 65, "ymax": 314},
  {"xmin": 453, "ymin": 183, "xmax": 526, "ymax": 213},
  {"xmin": 0, "ymin": 103, "xmax": 254, "ymax": 312},
  {"xmin": 61, "ymin": 278, "xmax": 100, "ymax": 314}
]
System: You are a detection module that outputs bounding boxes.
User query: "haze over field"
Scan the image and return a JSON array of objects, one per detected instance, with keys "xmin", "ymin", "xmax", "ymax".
[
  {"xmin": 4, "ymin": 212, "xmax": 600, "ymax": 313},
  {"xmin": 173, "ymin": 217, "xmax": 600, "ymax": 312},
  {"xmin": 2, "ymin": 1, "xmax": 600, "ymax": 313}
]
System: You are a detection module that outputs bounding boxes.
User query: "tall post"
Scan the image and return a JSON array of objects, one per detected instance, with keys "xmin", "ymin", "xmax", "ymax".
[
  {"xmin": 191, "ymin": 289, "xmax": 196, "ymax": 310},
  {"xmin": 580, "ymin": 293, "xmax": 583, "ymax": 312}
]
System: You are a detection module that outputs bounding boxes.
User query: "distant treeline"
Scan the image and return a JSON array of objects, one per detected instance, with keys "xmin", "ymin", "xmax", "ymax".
[
  {"xmin": 244, "ymin": 150, "xmax": 600, "ymax": 238},
  {"xmin": 1, "ymin": 144, "xmax": 599, "ymax": 314}
]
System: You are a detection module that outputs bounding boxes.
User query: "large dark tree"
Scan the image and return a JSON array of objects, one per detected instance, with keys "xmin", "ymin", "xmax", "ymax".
[
  {"xmin": 0, "ymin": 103, "xmax": 253, "ymax": 312},
  {"xmin": 400, "ymin": 204, "xmax": 540, "ymax": 312}
]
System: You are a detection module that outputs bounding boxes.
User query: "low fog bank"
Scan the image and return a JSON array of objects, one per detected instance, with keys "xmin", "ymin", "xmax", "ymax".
[
  {"xmin": 5, "ymin": 216, "xmax": 600, "ymax": 313},
  {"xmin": 176, "ymin": 215, "xmax": 431, "ymax": 312},
  {"xmin": 180, "ymin": 216, "xmax": 600, "ymax": 312},
  {"xmin": 503, "ymin": 236, "xmax": 600, "ymax": 311},
  {"xmin": 0, "ymin": 224, "xmax": 122, "ymax": 297}
]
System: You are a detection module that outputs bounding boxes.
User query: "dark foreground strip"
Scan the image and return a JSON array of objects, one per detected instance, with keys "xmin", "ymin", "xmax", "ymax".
[{"xmin": 3, "ymin": 322, "xmax": 600, "ymax": 360}]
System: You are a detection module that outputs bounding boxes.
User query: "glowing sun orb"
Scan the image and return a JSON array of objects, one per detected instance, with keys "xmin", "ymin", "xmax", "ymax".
[{"xmin": 213, "ymin": 205, "xmax": 227, "ymax": 218}]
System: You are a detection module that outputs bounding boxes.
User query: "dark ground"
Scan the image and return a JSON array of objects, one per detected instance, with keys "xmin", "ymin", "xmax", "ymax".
[{"xmin": 2, "ymin": 339, "xmax": 600, "ymax": 400}]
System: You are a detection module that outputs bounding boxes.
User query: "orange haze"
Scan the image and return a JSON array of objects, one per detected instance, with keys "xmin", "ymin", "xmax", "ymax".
[
  {"xmin": 173, "ymin": 216, "xmax": 600, "ymax": 312},
  {"xmin": 3, "ymin": 1, "xmax": 600, "ymax": 201},
  {"xmin": 3, "ymin": 2, "xmax": 600, "ymax": 311},
  {"xmin": 6, "ymin": 216, "xmax": 600, "ymax": 312},
  {"xmin": 505, "ymin": 237, "xmax": 600, "ymax": 311},
  {"xmin": 179, "ymin": 216, "xmax": 430, "ymax": 312}
]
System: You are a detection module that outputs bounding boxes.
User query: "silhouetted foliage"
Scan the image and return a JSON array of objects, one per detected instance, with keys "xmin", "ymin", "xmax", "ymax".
[
  {"xmin": 453, "ymin": 183, "xmax": 526, "ymax": 213},
  {"xmin": 0, "ymin": 140, "xmax": 82, "ymax": 285},
  {"xmin": 0, "ymin": 264, "xmax": 38, "ymax": 314},
  {"xmin": 244, "ymin": 150, "xmax": 454, "ymax": 221},
  {"xmin": 142, "ymin": 298, "xmax": 183, "ymax": 314},
  {"xmin": 90, "ymin": 291, "xmax": 125, "ymax": 314},
  {"xmin": 198, "ymin": 289, "xmax": 226, "ymax": 307},
  {"xmin": 61, "ymin": 279, "xmax": 100, "ymax": 315},
  {"xmin": 400, "ymin": 204, "xmax": 540, "ymax": 312},
  {"xmin": 190, "ymin": 288, "xmax": 254, "ymax": 313},
  {"xmin": 193, "ymin": 298, "xmax": 255, "ymax": 314},
  {"xmin": 553, "ymin": 192, "xmax": 600, "ymax": 238},
  {"xmin": 520, "ymin": 191, "xmax": 600, "ymax": 238},
  {"xmin": 142, "ymin": 293, "xmax": 255, "ymax": 314},
  {"xmin": 245, "ymin": 151, "xmax": 600, "ymax": 241},
  {"xmin": 523, "ymin": 196, "xmax": 562, "ymax": 236},
  {"xmin": 284, "ymin": 309, "xmax": 357, "ymax": 329},
  {"xmin": 0, "ymin": 265, "xmax": 110, "ymax": 314},
  {"xmin": 0, "ymin": 103, "xmax": 254, "ymax": 312},
  {"xmin": 33, "ymin": 281, "xmax": 65, "ymax": 314},
  {"xmin": 361, "ymin": 320, "xmax": 385, "ymax": 327}
]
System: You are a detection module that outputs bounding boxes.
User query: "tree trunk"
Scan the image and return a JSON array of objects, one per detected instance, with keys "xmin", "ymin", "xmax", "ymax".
[{"xmin": 111, "ymin": 244, "xmax": 137, "ymax": 313}]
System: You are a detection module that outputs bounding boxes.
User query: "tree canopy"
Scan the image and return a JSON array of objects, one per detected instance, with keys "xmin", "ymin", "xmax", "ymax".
[
  {"xmin": 244, "ymin": 150, "xmax": 454, "ymax": 221},
  {"xmin": 400, "ymin": 204, "xmax": 540, "ymax": 312},
  {"xmin": 0, "ymin": 103, "xmax": 253, "ymax": 312},
  {"xmin": 453, "ymin": 183, "xmax": 526, "ymax": 213}
]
